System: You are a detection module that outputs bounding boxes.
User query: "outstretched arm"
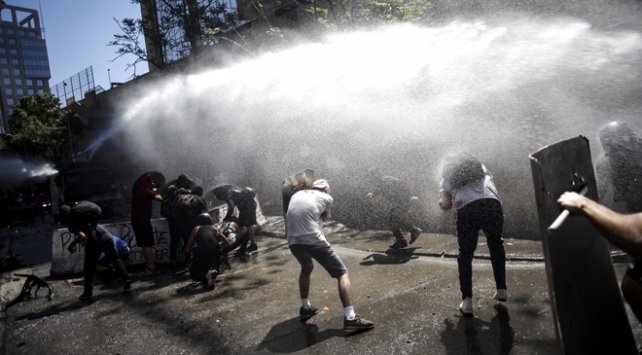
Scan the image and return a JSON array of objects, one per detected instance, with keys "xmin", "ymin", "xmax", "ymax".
[{"xmin": 558, "ymin": 192, "xmax": 642, "ymax": 259}]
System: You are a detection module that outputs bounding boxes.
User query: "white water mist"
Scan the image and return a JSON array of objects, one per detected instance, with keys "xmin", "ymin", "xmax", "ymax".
[{"xmin": 118, "ymin": 16, "xmax": 642, "ymax": 237}]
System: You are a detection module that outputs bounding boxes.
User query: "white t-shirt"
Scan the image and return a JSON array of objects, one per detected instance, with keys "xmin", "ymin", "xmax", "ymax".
[
  {"xmin": 287, "ymin": 189, "xmax": 333, "ymax": 246},
  {"xmin": 440, "ymin": 164, "xmax": 501, "ymax": 210}
]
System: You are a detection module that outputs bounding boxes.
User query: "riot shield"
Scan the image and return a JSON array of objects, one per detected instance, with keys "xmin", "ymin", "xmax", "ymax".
[{"xmin": 530, "ymin": 136, "xmax": 636, "ymax": 354}]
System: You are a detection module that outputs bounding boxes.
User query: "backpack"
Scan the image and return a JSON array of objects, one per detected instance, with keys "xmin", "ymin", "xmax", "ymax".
[
  {"xmin": 160, "ymin": 186, "xmax": 190, "ymax": 218},
  {"xmin": 70, "ymin": 201, "xmax": 102, "ymax": 224},
  {"xmin": 174, "ymin": 194, "xmax": 207, "ymax": 217},
  {"xmin": 444, "ymin": 153, "xmax": 486, "ymax": 189},
  {"xmin": 63, "ymin": 200, "xmax": 102, "ymax": 233}
]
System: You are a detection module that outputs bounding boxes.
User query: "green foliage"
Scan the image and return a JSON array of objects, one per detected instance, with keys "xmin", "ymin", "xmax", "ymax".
[
  {"xmin": 2, "ymin": 94, "xmax": 77, "ymax": 165},
  {"xmin": 110, "ymin": 0, "xmax": 241, "ymax": 72}
]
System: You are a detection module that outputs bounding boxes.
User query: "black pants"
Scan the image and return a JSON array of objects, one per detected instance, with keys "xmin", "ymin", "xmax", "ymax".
[
  {"xmin": 456, "ymin": 198, "xmax": 506, "ymax": 299},
  {"xmin": 387, "ymin": 203, "xmax": 411, "ymax": 241},
  {"xmin": 168, "ymin": 218, "xmax": 180, "ymax": 262},
  {"xmin": 190, "ymin": 248, "xmax": 221, "ymax": 282},
  {"xmin": 84, "ymin": 233, "xmax": 129, "ymax": 294},
  {"xmin": 222, "ymin": 228, "xmax": 250, "ymax": 254}
]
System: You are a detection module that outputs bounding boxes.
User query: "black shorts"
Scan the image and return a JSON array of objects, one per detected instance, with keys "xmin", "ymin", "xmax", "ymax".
[
  {"xmin": 290, "ymin": 244, "xmax": 348, "ymax": 278},
  {"xmin": 132, "ymin": 222, "xmax": 155, "ymax": 247}
]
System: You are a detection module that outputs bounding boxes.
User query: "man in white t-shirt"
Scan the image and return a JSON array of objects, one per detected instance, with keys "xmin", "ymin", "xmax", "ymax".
[
  {"xmin": 439, "ymin": 152, "xmax": 507, "ymax": 316},
  {"xmin": 287, "ymin": 179, "xmax": 374, "ymax": 332}
]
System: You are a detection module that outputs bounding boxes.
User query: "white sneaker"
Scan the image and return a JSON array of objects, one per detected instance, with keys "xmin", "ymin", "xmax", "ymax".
[
  {"xmin": 459, "ymin": 297, "xmax": 473, "ymax": 316},
  {"xmin": 493, "ymin": 289, "xmax": 507, "ymax": 302}
]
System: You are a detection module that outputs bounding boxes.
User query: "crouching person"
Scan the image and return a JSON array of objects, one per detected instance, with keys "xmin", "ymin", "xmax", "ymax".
[
  {"xmin": 95, "ymin": 235, "xmax": 131, "ymax": 283},
  {"xmin": 287, "ymin": 179, "xmax": 374, "ymax": 332},
  {"xmin": 62, "ymin": 201, "xmax": 131, "ymax": 302},
  {"xmin": 186, "ymin": 213, "xmax": 230, "ymax": 291}
]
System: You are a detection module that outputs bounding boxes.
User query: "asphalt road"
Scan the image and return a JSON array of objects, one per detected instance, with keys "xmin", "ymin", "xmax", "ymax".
[{"xmin": 0, "ymin": 218, "xmax": 640, "ymax": 354}]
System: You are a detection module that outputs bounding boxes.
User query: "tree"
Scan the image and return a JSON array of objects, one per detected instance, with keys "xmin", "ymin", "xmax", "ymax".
[
  {"xmin": 1, "ymin": 94, "xmax": 80, "ymax": 166},
  {"xmin": 109, "ymin": 0, "xmax": 240, "ymax": 74}
]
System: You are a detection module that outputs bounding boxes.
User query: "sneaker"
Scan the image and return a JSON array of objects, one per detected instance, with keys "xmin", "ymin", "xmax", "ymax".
[
  {"xmin": 344, "ymin": 315, "xmax": 375, "ymax": 332},
  {"xmin": 389, "ymin": 239, "xmax": 408, "ymax": 249},
  {"xmin": 122, "ymin": 280, "xmax": 132, "ymax": 292},
  {"xmin": 206, "ymin": 270, "xmax": 218, "ymax": 289},
  {"xmin": 189, "ymin": 282, "xmax": 208, "ymax": 292},
  {"xmin": 493, "ymin": 289, "xmax": 507, "ymax": 302},
  {"xmin": 144, "ymin": 267, "xmax": 157, "ymax": 277},
  {"xmin": 247, "ymin": 243, "xmax": 258, "ymax": 254},
  {"xmin": 299, "ymin": 306, "xmax": 319, "ymax": 321},
  {"xmin": 459, "ymin": 297, "xmax": 473, "ymax": 316},
  {"xmin": 78, "ymin": 292, "xmax": 93, "ymax": 302},
  {"xmin": 409, "ymin": 228, "xmax": 422, "ymax": 244}
]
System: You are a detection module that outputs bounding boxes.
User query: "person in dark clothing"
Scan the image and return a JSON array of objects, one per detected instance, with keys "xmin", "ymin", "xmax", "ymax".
[
  {"xmin": 131, "ymin": 173, "xmax": 162, "ymax": 274},
  {"xmin": 366, "ymin": 172, "xmax": 422, "ymax": 249},
  {"xmin": 63, "ymin": 201, "xmax": 131, "ymax": 302},
  {"xmin": 235, "ymin": 187, "xmax": 259, "ymax": 256},
  {"xmin": 161, "ymin": 174, "xmax": 201, "ymax": 268},
  {"xmin": 595, "ymin": 120, "xmax": 642, "ymax": 323},
  {"xmin": 212, "ymin": 185, "xmax": 243, "ymax": 222},
  {"xmin": 185, "ymin": 213, "xmax": 230, "ymax": 291}
]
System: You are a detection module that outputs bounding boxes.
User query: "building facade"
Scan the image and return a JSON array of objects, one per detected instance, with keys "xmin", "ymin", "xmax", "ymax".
[{"xmin": 0, "ymin": 1, "xmax": 51, "ymax": 134}]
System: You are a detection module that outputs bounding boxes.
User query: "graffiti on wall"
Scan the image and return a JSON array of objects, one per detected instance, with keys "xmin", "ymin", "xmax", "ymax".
[{"xmin": 51, "ymin": 218, "xmax": 181, "ymax": 275}]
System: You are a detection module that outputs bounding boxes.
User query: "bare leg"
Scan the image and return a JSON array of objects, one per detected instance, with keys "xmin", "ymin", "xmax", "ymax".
[
  {"xmin": 299, "ymin": 271, "xmax": 311, "ymax": 299},
  {"xmin": 337, "ymin": 273, "xmax": 353, "ymax": 307},
  {"xmin": 142, "ymin": 247, "xmax": 155, "ymax": 270}
]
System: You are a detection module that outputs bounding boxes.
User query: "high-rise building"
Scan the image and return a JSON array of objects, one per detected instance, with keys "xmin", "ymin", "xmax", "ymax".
[{"xmin": 0, "ymin": 1, "xmax": 51, "ymax": 134}]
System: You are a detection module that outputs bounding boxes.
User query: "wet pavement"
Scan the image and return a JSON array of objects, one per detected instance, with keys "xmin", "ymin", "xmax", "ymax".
[{"xmin": 1, "ymin": 217, "xmax": 640, "ymax": 354}]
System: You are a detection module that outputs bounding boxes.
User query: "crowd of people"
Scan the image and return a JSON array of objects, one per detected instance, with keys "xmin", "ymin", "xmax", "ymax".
[{"xmin": 59, "ymin": 119, "xmax": 642, "ymax": 334}]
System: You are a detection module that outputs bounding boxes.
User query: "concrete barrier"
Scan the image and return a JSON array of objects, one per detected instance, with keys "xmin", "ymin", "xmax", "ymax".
[
  {"xmin": 50, "ymin": 218, "xmax": 173, "ymax": 276},
  {"xmin": 50, "ymin": 199, "xmax": 269, "ymax": 276}
]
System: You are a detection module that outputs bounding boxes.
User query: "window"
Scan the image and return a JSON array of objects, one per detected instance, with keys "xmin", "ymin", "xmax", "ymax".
[
  {"xmin": 0, "ymin": 58, "xmax": 6, "ymax": 65},
  {"xmin": 11, "ymin": 59, "xmax": 19, "ymax": 65},
  {"xmin": 16, "ymin": 88, "xmax": 24, "ymax": 96},
  {"xmin": 25, "ymin": 79, "xmax": 33, "ymax": 86},
  {"xmin": 7, "ymin": 98, "xmax": 14, "ymax": 106},
  {"xmin": 12, "ymin": 68, "xmax": 20, "ymax": 76},
  {"xmin": 27, "ymin": 89, "xmax": 34, "ymax": 95},
  {"xmin": 5, "ymin": 88, "xmax": 12, "ymax": 95},
  {"xmin": 15, "ymin": 78, "xmax": 22, "ymax": 85},
  {"xmin": 36, "ymin": 80, "xmax": 43, "ymax": 87},
  {"xmin": 3, "ymin": 78, "xmax": 10, "ymax": 85},
  {"xmin": 1, "ymin": 68, "xmax": 8, "ymax": 75}
]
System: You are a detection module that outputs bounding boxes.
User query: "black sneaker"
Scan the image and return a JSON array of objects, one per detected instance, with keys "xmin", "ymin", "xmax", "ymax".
[
  {"xmin": 247, "ymin": 243, "xmax": 258, "ymax": 254},
  {"xmin": 78, "ymin": 292, "xmax": 93, "ymax": 302},
  {"xmin": 409, "ymin": 228, "xmax": 422, "ymax": 244},
  {"xmin": 389, "ymin": 239, "xmax": 408, "ymax": 249},
  {"xmin": 299, "ymin": 306, "xmax": 319, "ymax": 321},
  {"xmin": 344, "ymin": 315, "xmax": 374, "ymax": 332},
  {"xmin": 123, "ymin": 280, "xmax": 132, "ymax": 292}
]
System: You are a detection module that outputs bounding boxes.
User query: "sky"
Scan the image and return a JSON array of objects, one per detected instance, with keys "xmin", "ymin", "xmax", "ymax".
[{"xmin": 9, "ymin": 0, "xmax": 149, "ymax": 91}]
